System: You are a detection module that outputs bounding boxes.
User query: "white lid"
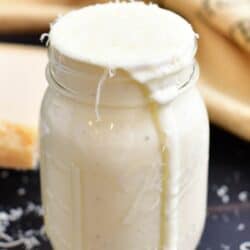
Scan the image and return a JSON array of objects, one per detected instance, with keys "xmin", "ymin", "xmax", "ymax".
[{"xmin": 49, "ymin": 2, "xmax": 196, "ymax": 72}]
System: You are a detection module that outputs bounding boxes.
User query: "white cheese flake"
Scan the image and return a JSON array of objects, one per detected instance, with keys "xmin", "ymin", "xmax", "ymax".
[
  {"xmin": 17, "ymin": 187, "xmax": 27, "ymax": 196},
  {"xmin": 240, "ymin": 242, "xmax": 250, "ymax": 250},
  {"xmin": 238, "ymin": 191, "xmax": 248, "ymax": 202},
  {"xmin": 220, "ymin": 243, "xmax": 230, "ymax": 250},
  {"xmin": 0, "ymin": 203, "xmax": 44, "ymax": 249},
  {"xmin": 217, "ymin": 185, "xmax": 229, "ymax": 197},
  {"xmin": 237, "ymin": 223, "xmax": 246, "ymax": 231},
  {"xmin": 222, "ymin": 195, "xmax": 230, "ymax": 204}
]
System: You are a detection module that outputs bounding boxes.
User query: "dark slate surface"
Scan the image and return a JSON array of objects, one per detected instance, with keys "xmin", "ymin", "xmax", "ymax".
[
  {"xmin": 198, "ymin": 126, "xmax": 250, "ymax": 250},
  {"xmin": 0, "ymin": 35, "xmax": 250, "ymax": 249}
]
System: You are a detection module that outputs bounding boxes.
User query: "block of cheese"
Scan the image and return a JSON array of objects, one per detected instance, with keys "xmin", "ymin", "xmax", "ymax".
[{"xmin": 0, "ymin": 44, "xmax": 47, "ymax": 169}]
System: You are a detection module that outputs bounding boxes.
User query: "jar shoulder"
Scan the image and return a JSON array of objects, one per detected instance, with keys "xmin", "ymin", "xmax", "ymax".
[
  {"xmin": 40, "ymin": 86, "xmax": 209, "ymax": 175},
  {"xmin": 40, "ymin": 86, "xmax": 208, "ymax": 142}
]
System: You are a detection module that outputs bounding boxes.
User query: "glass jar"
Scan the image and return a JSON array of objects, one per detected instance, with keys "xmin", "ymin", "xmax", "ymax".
[{"xmin": 40, "ymin": 48, "xmax": 209, "ymax": 250}]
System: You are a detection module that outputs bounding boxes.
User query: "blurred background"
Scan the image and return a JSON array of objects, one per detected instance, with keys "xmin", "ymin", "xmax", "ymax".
[{"xmin": 0, "ymin": 0, "xmax": 249, "ymax": 249}]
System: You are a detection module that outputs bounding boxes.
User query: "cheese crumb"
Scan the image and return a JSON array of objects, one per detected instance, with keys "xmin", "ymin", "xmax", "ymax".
[
  {"xmin": 222, "ymin": 195, "xmax": 230, "ymax": 204},
  {"xmin": 240, "ymin": 242, "xmax": 250, "ymax": 250},
  {"xmin": 25, "ymin": 202, "xmax": 44, "ymax": 216},
  {"xmin": 17, "ymin": 187, "xmax": 26, "ymax": 196},
  {"xmin": 0, "ymin": 204, "xmax": 44, "ymax": 249},
  {"xmin": 220, "ymin": 243, "xmax": 230, "ymax": 250},
  {"xmin": 217, "ymin": 185, "xmax": 228, "ymax": 197},
  {"xmin": 9, "ymin": 208, "xmax": 23, "ymax": 221},
  {"xmin": 237, "ymin": 223, "xmax": 246, "ymax": 231},
  {"xmin": 238, "ymin": 191, "xmax": 248, "ymax": 202}
]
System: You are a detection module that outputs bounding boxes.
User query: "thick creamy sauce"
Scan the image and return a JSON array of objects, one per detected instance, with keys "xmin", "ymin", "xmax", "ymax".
[
  {"xmin": 150, "ymin": 103, "xmax": 169, "ymax": 250},
  {"xmin": 138, "ymin": 84, "xmax": 169, "ymax": 249},
  {"xmin": 41, "ymin": 83, "xmax": 208, "ymax": 250},
  {"xmin": 40, "ymin": 2, "xmax": 209, "ymax": 250}
]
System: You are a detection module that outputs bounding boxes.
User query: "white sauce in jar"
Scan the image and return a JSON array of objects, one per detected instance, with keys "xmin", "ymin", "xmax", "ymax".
[{"xmin": 40, "ymin": 2, "xmax": 209, "ymax": 250}]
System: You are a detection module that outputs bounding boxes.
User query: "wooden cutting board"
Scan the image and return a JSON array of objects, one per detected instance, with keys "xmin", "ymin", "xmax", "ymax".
[
  {"xmin": 0, "ymin": 44, "xmax": 47, "ymax": 169},
  {"xmin": 195, "ymin": 17, "xmax": 250, "ymax": 141}
]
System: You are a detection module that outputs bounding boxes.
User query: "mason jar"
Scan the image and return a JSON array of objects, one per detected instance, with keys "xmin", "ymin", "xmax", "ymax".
[{"xmin": 40, "ymin": 3, "xmax": 209, "ymax": 250}]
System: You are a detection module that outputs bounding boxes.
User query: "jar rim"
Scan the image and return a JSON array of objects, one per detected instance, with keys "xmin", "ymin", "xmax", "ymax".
[{"xmin": 46, "ymin": 58, "xmax": 199, "ymax": 108}]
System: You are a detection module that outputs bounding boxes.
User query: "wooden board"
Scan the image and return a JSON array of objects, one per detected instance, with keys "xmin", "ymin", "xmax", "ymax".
[{"xmin": 0, "ymin": 44, "xmax": 47, "ymax": 169}]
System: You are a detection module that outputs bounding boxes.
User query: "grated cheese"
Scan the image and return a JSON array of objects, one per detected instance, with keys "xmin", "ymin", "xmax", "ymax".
[
  {"xmin": 240, "ymin": 242, "xmax": 250, "ymax": 250},
  {"xmin": 238, "ymin": 191, "xmax": 248, "ymax": 202},
  {"xmin": 0, "ymin": 203, "xmax": 44, "ymax": 249}
]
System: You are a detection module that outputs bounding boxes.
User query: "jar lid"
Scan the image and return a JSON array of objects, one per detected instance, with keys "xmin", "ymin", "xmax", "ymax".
[
  {"xmin": 49, "ymin": 2, "xmax": 197, "ymax": 75},
  {"xmin": 48, "ymin": 2, "xmax": 198, "ymax": 106}
]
